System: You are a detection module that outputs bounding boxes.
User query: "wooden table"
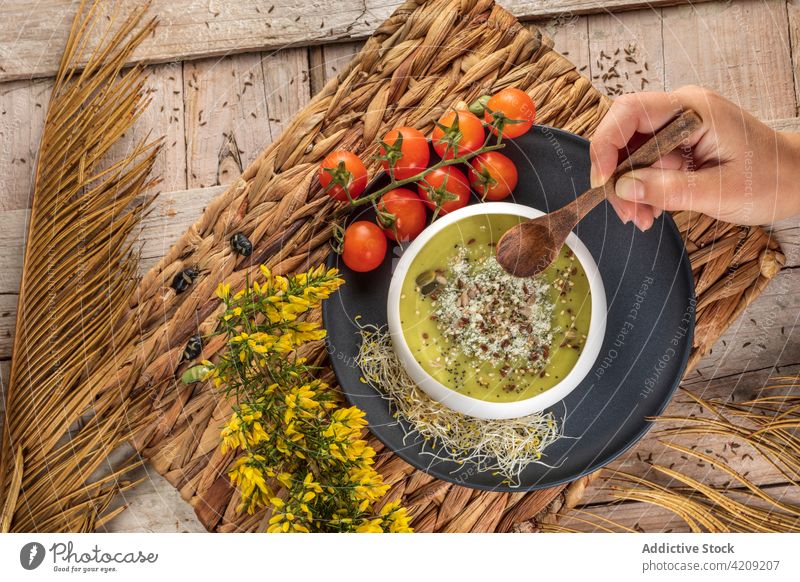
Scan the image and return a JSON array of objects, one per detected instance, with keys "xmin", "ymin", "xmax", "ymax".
[{"xmin": 1, "ymin": 0, "xmax": 798, "ymax": 532}]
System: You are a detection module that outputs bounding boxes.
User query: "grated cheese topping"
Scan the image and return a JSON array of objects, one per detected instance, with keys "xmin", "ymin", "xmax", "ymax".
[{"xmin": 430, "ymin": 250, "xmax": 556, "ymax": 376}]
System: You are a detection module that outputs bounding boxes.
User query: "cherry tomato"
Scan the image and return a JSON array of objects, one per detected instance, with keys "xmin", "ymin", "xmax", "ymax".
[
  {"xmin": 319, "ymin": 151, "xmax": 368, "ymax": 202},
  {"xmin": 431, "ymin": 109, "xmax": 485, "ymax": 160},
  {"xmin": 469, "ymin": 152, "xmax": 518, "ymax": 201},
  {"xmin": 484, "ymin": 88, "xmax": 536, "ymax": 139},
  {"xmin": 342, "ymin": 221, "xmax": 387, "ymax": 272},
  {"xmin": 418, "ymin": 166, "xmax": 471, "ymax": 215},
  {"xmin": 377, "ymin": 188, "xmax": 427, "ymax": 242},
  {"xmin": 379, "ymin": 127, "xmax": 430, "ymax": 180}
]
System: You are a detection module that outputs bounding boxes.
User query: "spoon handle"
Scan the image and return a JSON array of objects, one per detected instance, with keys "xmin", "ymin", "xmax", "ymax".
[
  {"xmin": 573, "ymin": 109, "xmax": 703, "ymax": 222},
  {"xmin": 615, "ymin": 109, "xmax": 702, "ymax": 177}
]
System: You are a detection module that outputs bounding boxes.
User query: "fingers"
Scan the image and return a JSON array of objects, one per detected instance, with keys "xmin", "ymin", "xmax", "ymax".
[
  {"xmin": 590, "ymin": 92, "xmax": 689, "ymax": 188},
  {"xmin": 607, "ymin": 193, "xmax": 634, "ymax": 224},
  {"xmin": 607, "ymin": 147, "xmax": 684, "ymax": 226},
  {"xmin": 633, "ymin": 205, "xmax": 656, "ymax": 231},
  {"xmin": 608, "ymin": 188, "xmax": 660, "ymax": 231},
  {"xmin": 614, "ymin": 166, "xmax": 724, "ymax": 216}
]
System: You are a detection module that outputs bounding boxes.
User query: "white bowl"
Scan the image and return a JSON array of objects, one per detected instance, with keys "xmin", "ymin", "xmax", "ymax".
[{"xmin": 387, "ymin": 202, "xmax": 606, "ymax": 420}]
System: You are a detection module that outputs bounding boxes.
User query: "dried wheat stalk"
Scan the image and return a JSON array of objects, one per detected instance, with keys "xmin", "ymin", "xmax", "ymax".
[
  {"xmin": 543, "ymin": 376, "xmax": 800, "ymax": 533},
  {"xmin": 0, "ymin": 0, "xmax": 160, "ymax": 532}
]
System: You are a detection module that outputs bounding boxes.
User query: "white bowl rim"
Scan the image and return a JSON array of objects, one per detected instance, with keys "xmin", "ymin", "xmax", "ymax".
[{"xmin": 386, "ymin": 202, "xmax": 607, "ymax": 420}]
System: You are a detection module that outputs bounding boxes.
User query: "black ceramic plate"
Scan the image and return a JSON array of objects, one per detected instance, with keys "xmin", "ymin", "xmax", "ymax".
[{"xmin": 322, "ymin": 126, "xmax": 694, "ymax": 492}]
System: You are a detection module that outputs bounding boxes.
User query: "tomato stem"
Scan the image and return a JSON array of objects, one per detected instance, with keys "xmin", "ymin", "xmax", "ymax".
[{"xmin": 342, "ymin": 142, "xmax": 505, "ymax": 211}]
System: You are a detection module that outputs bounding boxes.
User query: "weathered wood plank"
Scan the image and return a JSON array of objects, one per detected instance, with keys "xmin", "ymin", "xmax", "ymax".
[
  {"xmin": 531, "ymin": 15, "xmax": 591, "ymax": 75},
  {"xmin": 586, "ymin": 8, "xmax": 665, "ymax": 96},
  {"xmin": 557, "ymin": 499, "xmax": 691, "ymax": 532},
  {"xmin": 322, "ymin": 42, "xmax": 363, "ymax": 84},
  {"xmin": 0, "ymin": 79, "xmax": 52, "ymax": 211},
  {"xmin": 0, "ymin": 209, "xmax": 25, "ymax": 295},
  {"xmin": 138, "ymin": 186, "xmax": 226, "ymax": 274},
  {"xmin": 0, "ymin": 359, "xmax": 8, "ymax": 422},
  {"xmin": 0, "ymin": 186, "xmax": 225, "ymax": 296},
  {"xmin": 0, "ymin": 294, "xmax": 17, "ymax": 359},
  {"xmin": 772, "ymin": 219, "xmax": 800, "ymax": 268},
  {"xmin": 308, "ymin": 47, "xmax": 326, "ymax": 97},
  {"xmin": 308, "ymin": 42, "xmax": 363, "ymax": 94},
  {"xmin": 102, "ymin": 463, "xmax": 206, "ymax": 533},
  {"xmin": 662, "ymin": 0, "xmax": 796, "ymax": 119},
  {"xmin": 184, "ymin": 54, "xmax": 271, "ymax": 189},
  {"xmin": 684, "ymin": 267, "xmax": 800, "ymax": 382},
  {"xmin": 787, "ymin": 1, "xmax": 800, "ymax": 117},
  {"xmin": 0, "ymin": 63, "xmax": 184, "ymax": 217},
  {"xmin": 261, "ymin": 48, "xmax": 313, "ymax": 142},
  {"xmin": 105, "ymin": 62, "xmax": 188, "ymax": 194},
  {"xmin": 769, "ymin": 116, "xmax": 800, "ymax": 133},
  {"xmin": 580, "ymin": 363, "xmax": 800, "ymax": 506},
  {"xmin": 0, "ymin": 1, "xmax": 715, "ymax": 83},
  {"xmin": 564, "ymin": 483, "xmax": 800, "ymax": 532},
  {"xmin": 142, "ymin": 63, "xmax": 188, "ymax": 192}
]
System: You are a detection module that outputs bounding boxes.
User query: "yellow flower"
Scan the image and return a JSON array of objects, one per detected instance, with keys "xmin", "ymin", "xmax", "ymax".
[
  {"xmin": 273, "ymin": 333, "xmax": 295, "ymax": 352},
  {"xmin": 277, "ymin": 472, "xmax": 293, "ymax": 489},
  {"xmin": 291, "ymin": 321, "xmax": 327, "ymax": 344},
  {"xmin": 215, "ymin": 282, "xmax": 231, "ymax": 300},
  {"xmin": 229, "ymin": 455, "xmax": 271, "ymax": 514},
  {"xmin": 213, "ymin": 265, "xmax": 409, "ymax": 532},
  {"xmin": 285, "ymin": 384, "xmax": 320, "ymax": 424},
  {"xmin": 302, "ymin": 472, "xmax": 323, "ymax": 494},
  {"xmin": 380, "ymin": 502, "xmax": 413, "ymax": 533},
  {"xmin": 220, "ymin": 405, "xmax": 268, "ymax": 453},
  {"xmin": 288, "ymin": 295, "xmax": 310, "ymax": 307},
  {"xmin": 355, "ymin": 518, "xmax": 383, "ymax": 533},
  {"xmin": 348, "ymin": 466, "xmax": 390, "ymax": 507}
]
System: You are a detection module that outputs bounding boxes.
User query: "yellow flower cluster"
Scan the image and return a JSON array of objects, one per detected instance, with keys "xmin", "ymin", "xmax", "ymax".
[
  {"xmin": 229, "ymin": 453, "xmax": 271, "ymax": 513},
  {"xmin": 198, "ymin": 264, "xmax": 412, "ymax": 532},
  {"xmin": 220, "ymin": 402, "xmax": 268, "ymax": 452},
  {"xmin": 355, "ymin": 502, "xmax": 413, "ymax": 533}
]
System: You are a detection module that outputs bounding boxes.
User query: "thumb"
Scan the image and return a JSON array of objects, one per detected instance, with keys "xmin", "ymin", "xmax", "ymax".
[{"xmin": 614, "ymin": 167, "xmax": 721, "ymax": 215}]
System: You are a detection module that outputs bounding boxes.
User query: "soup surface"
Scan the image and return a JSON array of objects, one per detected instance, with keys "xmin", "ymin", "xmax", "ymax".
[{"xmin": 399, "ymin": 213, "xmax": 591, "ymax": 403}]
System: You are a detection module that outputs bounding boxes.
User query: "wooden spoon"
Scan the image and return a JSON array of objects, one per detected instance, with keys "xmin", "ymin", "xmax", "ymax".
[{"xmin": 495, "ymin": 109, "xmax": 703, "ymax": 277}]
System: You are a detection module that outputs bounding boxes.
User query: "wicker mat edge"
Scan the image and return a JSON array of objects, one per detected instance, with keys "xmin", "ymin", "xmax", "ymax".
[{"xmin": 117, "ymin": 0, "xmax": 784, "ymax": 532}]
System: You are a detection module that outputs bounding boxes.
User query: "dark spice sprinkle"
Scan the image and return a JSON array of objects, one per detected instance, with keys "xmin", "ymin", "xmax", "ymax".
[
  {"xmin": 171, "ymin": 268, "xmax": 198, "ymax": 294},
  {"xmin": 230, "ymin": 232, "xmax": 253, "ymax": 256}
]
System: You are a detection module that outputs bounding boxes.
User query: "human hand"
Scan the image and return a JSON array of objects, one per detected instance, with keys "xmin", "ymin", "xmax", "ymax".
[{"xmin": 590, "ymin": 86, "xmax": 800, "ymax": 230}]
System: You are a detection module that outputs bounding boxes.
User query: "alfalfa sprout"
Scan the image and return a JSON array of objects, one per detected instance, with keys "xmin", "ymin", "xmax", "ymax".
[{"xmin": 356, "ymin": 323, "xmax": 563, "ymax": 487}]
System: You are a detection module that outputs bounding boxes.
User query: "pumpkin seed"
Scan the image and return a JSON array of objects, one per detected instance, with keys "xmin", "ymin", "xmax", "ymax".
[{"xmin": 415, "ymin": 270, "xmax": 441, "ymax": 295}]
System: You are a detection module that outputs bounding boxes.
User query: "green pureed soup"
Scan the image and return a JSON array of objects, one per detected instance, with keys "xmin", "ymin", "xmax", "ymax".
[{"xmin": 399, "ymin": 213, "xmax": 591, "ymax": 403}]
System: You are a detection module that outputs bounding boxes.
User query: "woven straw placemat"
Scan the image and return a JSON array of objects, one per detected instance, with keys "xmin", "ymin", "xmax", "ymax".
[{"xmin": 117, "ymin": 0, "xmax": 783, "ymax": 532}]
